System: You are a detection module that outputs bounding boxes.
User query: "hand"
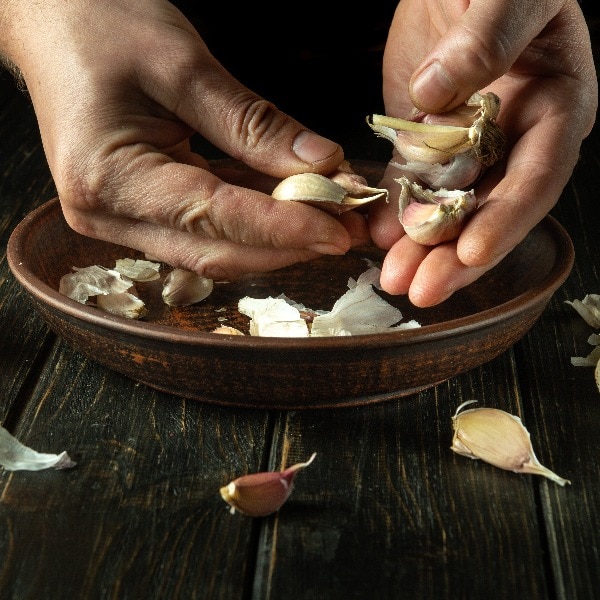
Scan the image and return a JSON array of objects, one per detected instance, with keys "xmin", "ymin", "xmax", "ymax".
[
  {"xmin": 0, "ymin": 0, "xmax": 369, "ymax": 280},
  {"xmin": 369, "ymin": 0, "xmax": 597, "ymax": 306}
]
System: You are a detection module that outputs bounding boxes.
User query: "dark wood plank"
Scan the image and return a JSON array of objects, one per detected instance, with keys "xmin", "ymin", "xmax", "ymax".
[
  {"xmin": 0, "ymin": 340, "xmax": 274, "ymax": 599},
  {"xmin": 254, "ymin": 359, "xmax": 554, "ymax": 599}
]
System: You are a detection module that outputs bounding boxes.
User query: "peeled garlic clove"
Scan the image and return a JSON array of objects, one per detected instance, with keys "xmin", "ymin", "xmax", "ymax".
[
  {"xmin": 396, "ymin": 177, "xmax": 477, "ymax": 246},
  {"xmin": 451, "ymin": 400, "xmax": 571, "ymax": 486},
  {"xmin": 220, "ymin": 453, "xmax": 316, "ymax": 517},
  {"xmin": 96, "ymin": 291, "xmax": 148, "ymax": 319},
  {"xmin": 271, "ymin": 171, "xmax": 387, "ymax": 215},
  {"xmin": 162, "ymin": 269, "xmax": 214, "ymax": 307}
]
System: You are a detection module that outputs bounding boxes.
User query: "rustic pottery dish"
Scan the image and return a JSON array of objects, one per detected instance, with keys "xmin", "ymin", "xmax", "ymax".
[{"xmin": 6, "ymin": 160, "xmax": 574, "ymax": 409}]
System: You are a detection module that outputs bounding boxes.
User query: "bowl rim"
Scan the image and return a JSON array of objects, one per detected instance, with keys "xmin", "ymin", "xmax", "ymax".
[{"xmin": 7, "ymin": 196, "xmax": 574, "ymax": 351}]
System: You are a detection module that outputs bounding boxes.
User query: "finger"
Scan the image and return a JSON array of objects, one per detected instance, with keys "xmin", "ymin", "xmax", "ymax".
[
  {"xmin": 382, "ymin": 238, "xmax": 506, "ymax": 307},
  {"xmin": 66, "ymin": 211, "xmax": 324, "ymax": 281},
  {"xmin": 456, "ymin": 88, "xmax": 583, "ymax": 268},
  {"xmin": 62, "ymin": 148, "xmax": 354, "ymax": 256},
  {"xmin": 367, "ymin": 163, "xmax": 406, "ymax": 249},
  {"xmin": 379, "ymin": 236, "xmax": 431, "ymax": 296},
  {"xmin": 143, "ymin": 36, "xmax": 344, "ymax": 179},
  {"xmin": 408, "ymin": 0, "xmax": 564, "ymax": 112}
]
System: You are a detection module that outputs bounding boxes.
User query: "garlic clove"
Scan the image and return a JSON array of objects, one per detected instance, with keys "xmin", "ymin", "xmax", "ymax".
[
  {"xmin": 162, "ymin": 269, "xmax": 214, "ymax": 307},
  {"xmin": 368, "ymin": 91, "xmax": 505, "ymax": 190},
  {"xmin": 396, "ymin": 177, "xmax": 477, "ymax": 246},
  {"xmin": 391, "ymin": 153, "xmax": 483, "ymax": 191},
  {"xmin": 95, "ymin": 291, "xmax": 148, "ymax": 319},
  {"xmin": 271, "ymin": 170, "xmax": 387, "ymax": 215},
  {"xmin": 220, "ymin": 453, "xmax": 316, "ymax": 517},
  {"xmin": 451, "ymin": 400, "xmax": 571, "ymax": 486}
]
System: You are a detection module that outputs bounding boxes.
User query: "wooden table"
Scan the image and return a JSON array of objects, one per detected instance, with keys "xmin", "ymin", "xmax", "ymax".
[{"xmin": 1, "ymin": 32, "xmax": 599, "ymax": 600}]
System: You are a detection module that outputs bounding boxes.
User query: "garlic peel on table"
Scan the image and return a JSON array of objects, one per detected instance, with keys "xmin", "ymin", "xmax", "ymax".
[{"xmin": 451, "ymin": 400, "xmax": 571, "ymax": 486}]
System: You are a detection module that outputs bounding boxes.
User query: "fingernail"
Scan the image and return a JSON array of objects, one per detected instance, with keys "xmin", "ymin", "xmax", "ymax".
[
  {"xmin": 410, "ymin": 61, "xmax": 457, "ymax": 111},
  {"xmin": 293, "ymin": 130, "xmax": 341, "ymax": 165},
  {"xmin": 307, "ymin": 242, "xmax": 347, "ymax": 255}
]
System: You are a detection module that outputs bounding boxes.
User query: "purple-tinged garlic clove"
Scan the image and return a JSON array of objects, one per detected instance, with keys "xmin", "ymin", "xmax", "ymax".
[
  {"xmin": 368, "ymin": 91, "xmax": 505, "ymax": 190},
  {"xmin": 396, "ymin": 177, "xmax": 477, "ymax": 246},
  {"xmin": 220, "ymin": 453, "xmax": 317, "ymax": 517}
]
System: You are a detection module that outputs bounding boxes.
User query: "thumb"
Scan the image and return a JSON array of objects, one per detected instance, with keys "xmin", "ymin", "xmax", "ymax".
[{"xmin": 408, "ymin": 0, "xmax": 561, "ymax": 113}]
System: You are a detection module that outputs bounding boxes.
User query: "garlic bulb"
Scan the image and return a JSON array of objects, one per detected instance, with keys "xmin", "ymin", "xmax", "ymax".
[
  {"xmin": 272, "ymin": 162, "xmax": 387, "ymax": 215},
  {"xmin": 162, "ymin": 269, "xmax": 214, "ymax": 307},
  {"xmin": 451, "ymin": 401, "xmax": 571, "ymax": 486},
  {"xmin": 368, "ymin": 91, "xmax": 505, "ymax": 190},
  {"xmin": 220, "ymin": 453, "xmax": 316, "ymax": 517},
  {"xmin": 396, "ymin": 176, "xmax": 477, "ymax": 245}
]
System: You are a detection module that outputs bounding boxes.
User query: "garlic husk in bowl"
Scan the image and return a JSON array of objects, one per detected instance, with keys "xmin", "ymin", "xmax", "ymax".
[
  {"xmin": 368, "ymin": 91, "xmax": 505, "ymax": 190},
  {"xmin": 271, "ymin": 161, "xmax": 387, "ymax": 215},
  {"xmin": 396, "ymin": 176, "xmax": 477, "ymax": 246}
]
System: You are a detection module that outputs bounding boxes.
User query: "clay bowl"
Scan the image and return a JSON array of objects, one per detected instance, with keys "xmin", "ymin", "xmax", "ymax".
[{"xmin": 7, "ymin": 160, "xmax": 574, "ymax": 409}]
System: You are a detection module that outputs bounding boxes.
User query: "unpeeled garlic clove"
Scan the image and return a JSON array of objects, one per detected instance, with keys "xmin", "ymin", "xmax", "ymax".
[
  {"xmin": 220, "ymin": 452, "xmax": 316, "ymax": 517},
  {"xmin": 271, "ymin": 166, "xmax": 387, "ymax": 215},
  {"xmin": 367, "ymin": 91, "xmax": 505, "ymax": 190},
  {"xmin": 96, "ymin": 290, "xmax": 148, "ymax": 319},
  {"xmin": 396, "ymin": 176, "xmax": 477, "ymax": 245},
  {"xmin": 451, "ymin": 400, "xmax": 571, "ymax": 486},
  {"xmin": 162, "ymin": 269, "xmax": 214, "ymax": 307}
]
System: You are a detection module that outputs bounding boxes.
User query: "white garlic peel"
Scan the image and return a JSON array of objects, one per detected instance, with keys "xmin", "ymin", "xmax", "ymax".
[
  {"xmin": 451, "ymin": 401, "xmax": 571, "ymax": 486},
  {"xmin": 0, "ymin": 425, "xmax": 76, "ymax": 471},
  {"xmin": 565, "ymin": 294, "xmax": 600, "ymax": 392},
  {"xmin": 238, "ymin": 266, "xmax": 420, "ymax": 337}
]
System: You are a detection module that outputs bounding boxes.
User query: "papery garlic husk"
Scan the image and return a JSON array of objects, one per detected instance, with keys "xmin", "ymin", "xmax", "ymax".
[
  {"xmin": 271, "ymin": 163, "xmax": 387, "ymax": 215},
  {"xmin": 95, "ymin": 290, "xmax": 147, "ymax": 319},
  {"xmin": 368, "ymin": 92, "xmax": 505, "ymax": 190},
  {"xmin": 396, "ymin": 176, "xmax": 477, "ymax": 245},
  {"xmin": 451, "ymin": 400, "xmax": 571, "ymax": 486},
  {"xmin": 212, "ymin": 325, "xmax": 245, "ymax": 335},
  {"xmin": 113, "ymin": 258, "xmax": 161, "ymax": 282},
  {"xmin": 162, "ymin": 269, "xmax": 214, "ymax": 306},
  {"xmin": 59, "ymin": 265, "xmax": 133, "ymax": 304},
  {"xmin": 220, "ymin": 453, "xmax": 316, "ymax": 517}
]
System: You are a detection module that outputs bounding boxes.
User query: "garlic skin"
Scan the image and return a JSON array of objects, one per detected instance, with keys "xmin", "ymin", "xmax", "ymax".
[
  {"xmin": 162, "ymin": 269, "xmax": 214, "ymax": 307},
  {"xmin": 368, "ymin": 91, "xmax": 504, "ymax": 190},
  {"xmin": 451, "ymin": 401, "xmax": 571, "ymax": 486},
  {"xmin": 396, "ymin": 176, "xmax": 477, "ymax": 245},
  {"xmin": 271, "ymin": 164, "xmax": 387, "ymax": 215},
  {"xmin": 96, "ymin": 291, "xmax": 148, "ymax": 319},
  {"xmin": 220, "ymin": 453, "xmax": 316, "ymax": 517}
]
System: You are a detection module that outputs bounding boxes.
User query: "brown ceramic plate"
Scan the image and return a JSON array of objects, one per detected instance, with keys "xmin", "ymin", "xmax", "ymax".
[{"xmin": 7, "ymin": 160, "xmax": 574, "ymax": 409}]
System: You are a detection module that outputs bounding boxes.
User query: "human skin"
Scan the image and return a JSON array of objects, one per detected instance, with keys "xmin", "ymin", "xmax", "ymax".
[
  {"xmin": 370, "ymin": 0, "xmax": 597, "ymax": 306},
  {"xmin": 1, "ymin": 0, "xmax": 597, "ymax": 306},
  {"xmin": 0, "ymin": 0, "xmax": 370, "ymax": 282}
]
